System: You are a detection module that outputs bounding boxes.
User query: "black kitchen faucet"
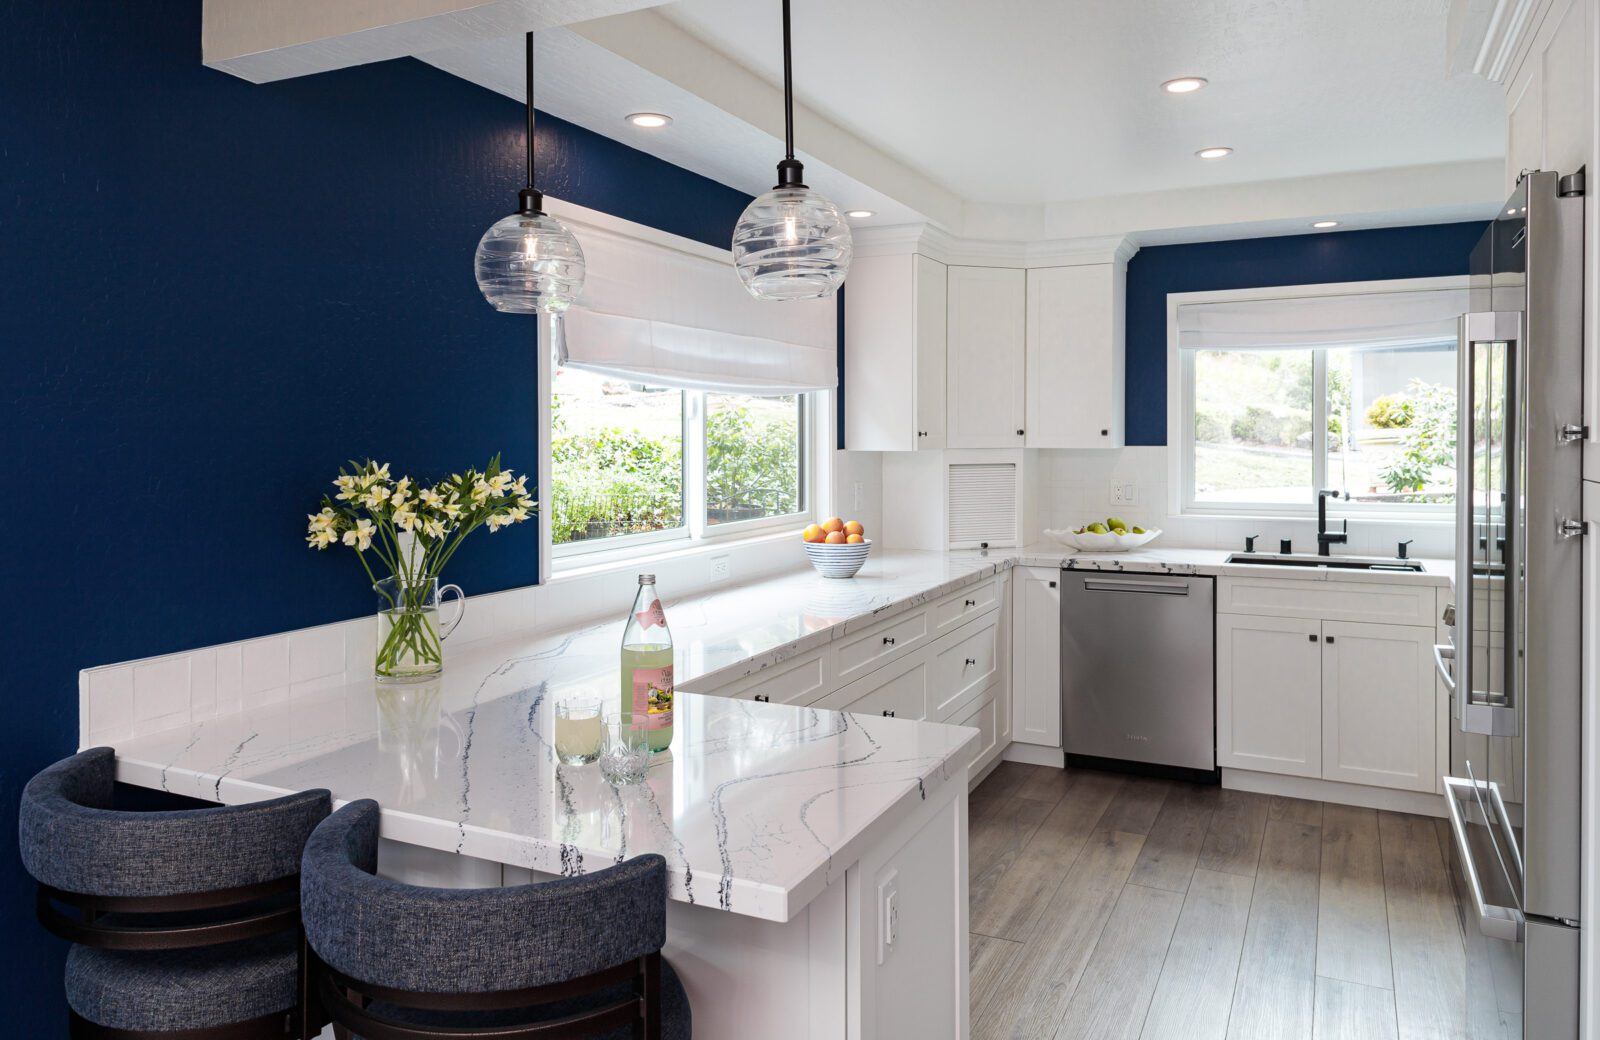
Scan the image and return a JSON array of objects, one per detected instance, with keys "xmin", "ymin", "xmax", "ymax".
[{"xmin": 1317, "ymin": 489, "xmax": 1349, "ymax": 556}]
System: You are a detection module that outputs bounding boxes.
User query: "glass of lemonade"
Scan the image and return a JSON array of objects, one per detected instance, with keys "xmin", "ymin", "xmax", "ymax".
[
  {"xmin": 554, "ymin": 697, "xmax": 603, "ymax": 765},
  {"xmin": 599, "ymin": 713, "xmax": 651, "ymax": 785}
]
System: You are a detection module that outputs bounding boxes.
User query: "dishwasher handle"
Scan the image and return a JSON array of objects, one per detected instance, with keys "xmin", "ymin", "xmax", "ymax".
[{"xmin": 1080, "ymin": 577, "xmax": 1192, "ymax": 596}]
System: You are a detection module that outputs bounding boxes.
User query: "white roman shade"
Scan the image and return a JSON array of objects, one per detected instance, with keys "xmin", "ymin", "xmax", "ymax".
[
  {"xmin": 1177, "ymin": 288, "xmax": 1471, "ymax": 352},
  {"xmin": 552, "ymin": 204, "xmax": 837, "ymax": 394}
]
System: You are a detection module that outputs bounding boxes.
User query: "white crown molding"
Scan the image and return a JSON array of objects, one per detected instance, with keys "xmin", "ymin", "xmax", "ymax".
[
  {"xmin": 1446, "ymin": 0, "xmax": 1544, "ymax": 85},
  {"xmin": 852, "ymin": 224, "xmax": 1137, "ymax": 269}
]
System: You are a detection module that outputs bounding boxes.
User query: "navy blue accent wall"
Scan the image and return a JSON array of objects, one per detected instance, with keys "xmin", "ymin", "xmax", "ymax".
[
  {"xmin": 2, "ymin": 0, "xmax": 751, "ymax": 1026},
  {"xmin": 1123, "ymin": 222, "xmax": 1488, "ymax": 445}
]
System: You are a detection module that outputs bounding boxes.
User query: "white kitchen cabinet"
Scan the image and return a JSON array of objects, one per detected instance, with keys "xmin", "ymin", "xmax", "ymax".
[
  {"xmin": 822, "ymin": 651, "xmax": 930, "ymax": 721},
  {"xmin": 843, "ymin": 253, "xmax": 948, "ymax": 451},
  {"xmin": 1025, "ymin": 264, "xmax": 1125, "ymax": 448},
  {"xmin": 1010, "ymin": 567, "xmax": 1061, "ymax": 747},
  {"xmin": 1216, "ymin": 613, "xmax": 1323, "ymax": 778},
  {"xmin": 946, "ymin": 265, "xmax": 1026, "ymax": 448},
  {"xmin": 1320, "ymin": 621, "xmax": 1437, "ymax": 792}
]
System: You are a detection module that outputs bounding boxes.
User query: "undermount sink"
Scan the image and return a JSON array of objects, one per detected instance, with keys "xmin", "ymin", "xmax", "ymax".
[{"xmin": 1225, "ymin": 552, "xmax": 1424, "ymax": 572}]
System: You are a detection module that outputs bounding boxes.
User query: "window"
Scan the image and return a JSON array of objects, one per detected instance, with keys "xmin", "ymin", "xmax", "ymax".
[
  {"xmin": 1185, "ymin": 340, "xmax": 1457, "ymax": 513},
  {"xmin": 551, "ymin": 364, "xmax": 810, "ymax": 557}
]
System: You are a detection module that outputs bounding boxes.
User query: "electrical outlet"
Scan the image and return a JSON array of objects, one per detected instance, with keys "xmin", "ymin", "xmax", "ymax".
[
  {"xmin": 877, "ymin": 871, "xmax": 900, "ymax": 965},
  {"xmin": 709, "ymin": 555, "xmax": 731, "ymax": 582},
  {"xmin": 1111, "ymin": 482, "xmax": 1139, "ymax": 505}
]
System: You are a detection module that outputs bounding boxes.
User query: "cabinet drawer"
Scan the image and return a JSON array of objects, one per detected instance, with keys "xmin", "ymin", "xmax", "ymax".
[
  {"xmin": 951, "ymin": 686, "xmax": 998, "ymax": 771},
  {"xmin": 933, "ymin": 614, "xmax": 999, "ymax": 720},
  {"xmin": 709, "ymin": 651, "xmax": 833, "ymax": 706},
  {"xmin": 1218, "ymin": 577, "xmax": 1435, "ymax": 626},
  {"xmin": 829, "ymin": 657, "xmax": 929, "ymax": 721},
  {"xmin": 836, "ymin": 608, "xmax": 930, "ymax": 683},
  {"xmin": 932, "ymin": 577, "xmax": 1000, "ymax": 634}
]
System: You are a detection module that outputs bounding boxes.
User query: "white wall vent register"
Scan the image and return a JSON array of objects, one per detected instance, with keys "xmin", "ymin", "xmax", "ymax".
[{"xmin": 947, "ymin": 462, "xmax": 1019, "ymax": 548}]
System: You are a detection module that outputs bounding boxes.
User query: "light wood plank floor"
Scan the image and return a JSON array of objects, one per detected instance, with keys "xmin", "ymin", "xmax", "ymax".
[{"xmin": 969, "ymin": 762, "xmax": 1496, "ymax": 1040}]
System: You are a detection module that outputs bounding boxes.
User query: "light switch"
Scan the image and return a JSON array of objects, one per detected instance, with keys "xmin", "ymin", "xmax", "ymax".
[{"xmin": 710, "ymin": 555, "xmax": 731, "ymax": 582}]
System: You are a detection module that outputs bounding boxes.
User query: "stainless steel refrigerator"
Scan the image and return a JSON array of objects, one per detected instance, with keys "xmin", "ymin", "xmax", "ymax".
[{"xmin": 1438, "ymin": 168, "xmax": 1585, "ymax": 1038}]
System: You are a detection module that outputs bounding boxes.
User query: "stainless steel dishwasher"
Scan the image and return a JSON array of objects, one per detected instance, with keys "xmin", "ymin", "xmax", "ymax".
[{"xmin": 1060, "ymin": 570, "xmax": 1216, "ymax": 778}]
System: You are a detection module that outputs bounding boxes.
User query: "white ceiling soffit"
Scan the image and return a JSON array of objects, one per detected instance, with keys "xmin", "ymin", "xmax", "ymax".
[
  {"xmin": 418, "ymin": 27, "xmax": 931, "ymax": 227},
  {"xmin": 656, "ymin": 0, "xmax": 1508, "ymax": 207},
  {"xmin": 969, "ymin": 158, "xmax": 1506, "ymax": 246},
  {"xmin": 201, "ymin": 0, "xmax": 672, "ymax": 83}
]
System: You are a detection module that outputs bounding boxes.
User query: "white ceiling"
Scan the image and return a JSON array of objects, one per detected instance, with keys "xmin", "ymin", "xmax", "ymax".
[{"xmin": 655, "ymin": 0, "xmax": 1508, "ymax": 206}]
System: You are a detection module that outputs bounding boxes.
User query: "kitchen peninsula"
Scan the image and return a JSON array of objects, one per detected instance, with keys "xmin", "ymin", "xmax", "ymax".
[{"xmin": 101, "ymin": 552, "xmax": 1007, "ymax": 1040}]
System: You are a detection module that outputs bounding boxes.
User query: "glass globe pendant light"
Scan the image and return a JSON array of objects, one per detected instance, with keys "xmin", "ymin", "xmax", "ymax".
[
  {"xmin": 731, "ymin": 0, "xmax": 851, "ymax": 301},
  {"xmin": 475, "ymin": 31, "xmax": 585, "ymax": 314}
]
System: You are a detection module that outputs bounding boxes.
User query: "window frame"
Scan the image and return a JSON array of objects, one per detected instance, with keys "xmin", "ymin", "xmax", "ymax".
[
  {"xmin": 1166, "ymin": 276, "xmax": 1468, "ymax": 522},
  {"xmin": 546, "ymin": 374, "xmax": 820, "ymax": 568}
]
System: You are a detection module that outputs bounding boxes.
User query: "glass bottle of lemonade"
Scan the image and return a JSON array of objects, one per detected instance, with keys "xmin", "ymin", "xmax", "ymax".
[{"xmin": 621, "ymin": 573, "xmax": 674, "ymax": 753}]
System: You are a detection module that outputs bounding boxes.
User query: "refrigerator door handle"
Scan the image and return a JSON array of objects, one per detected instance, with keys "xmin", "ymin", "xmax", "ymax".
[
  {"xmin": 1444, "ymin": 774, "xmax": 1525, "ymax": 942},
  {"xmin": 1432, "ymin": 643, "xmax": 1456, "ymax": 693}
]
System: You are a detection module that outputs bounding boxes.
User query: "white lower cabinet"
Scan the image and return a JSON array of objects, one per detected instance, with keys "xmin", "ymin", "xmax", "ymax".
[
  {"xmin": 1320, "ymin": 621, "xmax": 1438, "ymax": 792},
  {"xmin": 1217, "ymin": 614, "xmax": 1323, "ymax": 778},
  {"xmin": 1217, "ymin": 600, "xmax": 1440, "ymax": 794},
  {"xmin": 690, "ymin": 575, "xmax": 1009, "ymax": 778},
  {"xmin": 1010, "ymin": 567, "xmax": 1061, "ymax": 747}
]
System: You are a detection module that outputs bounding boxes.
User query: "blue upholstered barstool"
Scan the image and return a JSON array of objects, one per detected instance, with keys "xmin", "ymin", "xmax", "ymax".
[
  {"xmin": 19, "ymin": 746, "xmax": 331, "ymax": 1039},
  {"xmin": 300, "ymin": 800, "xmax": 691, "ymax": 1040}
]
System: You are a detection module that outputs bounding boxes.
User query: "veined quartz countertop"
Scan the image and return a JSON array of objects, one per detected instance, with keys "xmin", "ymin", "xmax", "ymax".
[
  {"xmin": 107, "ymin": 543, "xmax": 1447, "ymax": 923},
  {"xmin": 998, "ymin": 543, "xmax": 1453, "ymax": 587},
  {"xmin": 110, "ymin": 550, "xmax": 1001, "ymax": 922}
]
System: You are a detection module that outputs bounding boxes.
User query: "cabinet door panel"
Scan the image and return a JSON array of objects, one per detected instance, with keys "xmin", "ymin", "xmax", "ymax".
[
  {"xmin": 915, "ymin": 254, "xmax": 948, "ymax": 449},
  {"xmin": 1321, "ymin": 621, "xmax": 1436, "ymax": 791},
  {"xmin": 1011, "ymin": 568, "xmax": 1061, "ymax": 746},
  {"xmin": 946, "ymin": 266, "xmax": 1025, "ymax": 448},
  {"xmin": 1025, "ymin": 264, "xmax": 1124, "ymax": 449},
  {"xmin": 1216, "ymin": 614, "xmax": 1322, "ymax": 777}
]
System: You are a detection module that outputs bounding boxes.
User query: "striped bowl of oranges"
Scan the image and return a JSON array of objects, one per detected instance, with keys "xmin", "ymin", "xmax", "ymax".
[{"xmin": 801, "ymin": 518, "xmax": 871, "ymax": 578}]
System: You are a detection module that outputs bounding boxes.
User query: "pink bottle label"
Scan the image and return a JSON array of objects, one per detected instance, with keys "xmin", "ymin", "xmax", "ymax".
[
  {"xmin": 635, "ymin": 599, "xmax": 667, "ymax": 631},
  {"xmin": 632, "ymin": 665, "xmax": 673, "ymax": 730}
]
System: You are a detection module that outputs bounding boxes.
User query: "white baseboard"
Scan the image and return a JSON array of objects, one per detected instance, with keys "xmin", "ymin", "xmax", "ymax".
[
  {"xmin": 1223, "ymin": 768, "xmax": 1448, "ymax": 818},
  {"xmin": 1000, "ymin": 741, "xmax": 1065, "ymax": 768}
]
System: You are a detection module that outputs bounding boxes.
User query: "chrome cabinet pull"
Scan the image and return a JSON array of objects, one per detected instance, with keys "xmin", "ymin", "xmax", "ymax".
[{"xmin": 1433, "ymin": 644, "xmax": 1457, "ymax": 693}]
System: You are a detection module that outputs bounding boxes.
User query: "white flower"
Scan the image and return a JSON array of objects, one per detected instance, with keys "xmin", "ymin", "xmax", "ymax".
[
  {"xmin": 419, "ymin": 487, "xmax": 445, "ymax": 509},
  {"xmin": 342, "ymin": 518, "xmax": 375, "ymax": 551},
  {"xmin": 511, "ymin": 474, "xmax": 529, "ymax": 497},
  {"xmin": 422, "ymin": 518, "xmax": 445, "ymax": 540},
  {"xmin": 504, "ymin": 504, "xmax": 531, "ymax": 525},
  {"xmin": 392, "ymin": 506, "xmax": 420, "ymax": 533},
  {"xmin": 333, "ymin": 475, "xmax": 360, "ymax": 500},
  {"xmin": 471, "ymin": 480, "xmax": 492, "ymax": 506},
  {"xmin": 366, "ymin": 462, "xmax": 392, "ymax": 480},
  {"xmin": 441, "ymin": 498, "xmax": 462, "ymax": 519},
  {"xmin": 488, "ymin": 471, "xmax": 513, "ymax": 497},
  {"xmin": 363, "ymin": 484, "xmax": 391, "ymax": 509}
]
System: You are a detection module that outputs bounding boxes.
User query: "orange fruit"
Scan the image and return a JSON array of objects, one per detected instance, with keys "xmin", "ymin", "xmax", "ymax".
[
  {"xmin": 801, "ymin": 524, "xmax": 824, "ymax": 543},
  {"xmin": 844, "ymin": 520, "xmax": 864, "ymax": 537},
  {"xmin": 821, "ymin": 517, "xmax": 845, "ymax": 534},
  {"xmin": 846, "ymin": 533, "xmax": 864, "ymax": 544},
  {"xmin": 824, "ymin": 531, "xmax": 847, "ymax": 544}
]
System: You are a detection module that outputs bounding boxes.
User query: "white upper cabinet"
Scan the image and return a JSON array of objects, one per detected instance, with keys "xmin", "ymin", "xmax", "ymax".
[
  {"xmin": 946, "ymin": 266, "xmax": 1027, "ymax": 448},
  {"xmin": 844, "ymin": 253, "xmax": 947, "ymax": 451},
  {"xmin": 1025, "ymin": 264, "xmax": 1125, "ymax": 449}
]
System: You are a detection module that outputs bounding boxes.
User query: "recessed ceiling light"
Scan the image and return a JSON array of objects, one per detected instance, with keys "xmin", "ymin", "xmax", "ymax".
[
  {"xmin": 1162, "ymin": 77, "xmax": 1208, "ymax": 94},
  {"xmin": 1195, "ymin": 146, "xmax": 1233, "ymax": 160},
  {"xmin": 1311, "ymin": 220, "xmax": 1340, "ymax": 229},
  {"xmin": 845, "ymin": 210, "xmax": 875, "ymax": 219},
  {"xmin": 626, "ymin": 112, "xmax": 672, "ymax": 128}
]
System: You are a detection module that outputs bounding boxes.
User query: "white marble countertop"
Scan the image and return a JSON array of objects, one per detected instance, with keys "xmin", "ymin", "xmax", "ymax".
[
  {"xmin": 110, "ymin": 550, "xmax": 998, "ymax": 922},
  {"xmin": 999, "ymin": 543, "xmax": 1453, "ymax": 586}
]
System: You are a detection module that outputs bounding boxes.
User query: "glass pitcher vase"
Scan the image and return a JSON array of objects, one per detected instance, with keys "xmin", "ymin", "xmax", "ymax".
[{"xmin": 373, "ymin": 576, "xmax": 464, "ymax": 683}]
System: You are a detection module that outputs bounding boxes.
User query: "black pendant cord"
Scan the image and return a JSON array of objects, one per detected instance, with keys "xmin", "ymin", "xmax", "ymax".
[
  {"xmin": 519, "ymin": 30, "xmax": 544, "ymax": 215},
  {"xmin": 775, "ymin": 0, "xmax": 806, "ymax": 189}
]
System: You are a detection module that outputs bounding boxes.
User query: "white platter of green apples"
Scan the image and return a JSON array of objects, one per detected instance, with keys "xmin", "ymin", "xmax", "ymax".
[{"xmin": 1044, "ymin": 517, "xmax": 1161, "ymax": 552}]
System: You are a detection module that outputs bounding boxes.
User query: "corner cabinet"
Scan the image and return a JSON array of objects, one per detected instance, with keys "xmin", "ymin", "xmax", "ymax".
[
  {"xmin": 1215, "ymin": 578, "xmax": 1443, "ymax": 794},
  {"xmin": 843, "ymin": 254, "xmax": 948, "ymax": 451},
  {"xmin": 946, "ymin": 266, "xmax": 1027, "ymax": 448},
  {"xmin": 1025, "ymin": 264, "xmax": 1125, "ymax": 448}
]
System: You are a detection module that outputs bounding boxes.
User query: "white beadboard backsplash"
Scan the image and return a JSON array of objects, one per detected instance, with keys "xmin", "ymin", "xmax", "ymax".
[
  {"xmin": 79, "ymin": 530, "xmax": 804, "ymax": 750},
  {"xmin": 1037, "ymin": 446, "xmax": 1455, "ymax": 559}
]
